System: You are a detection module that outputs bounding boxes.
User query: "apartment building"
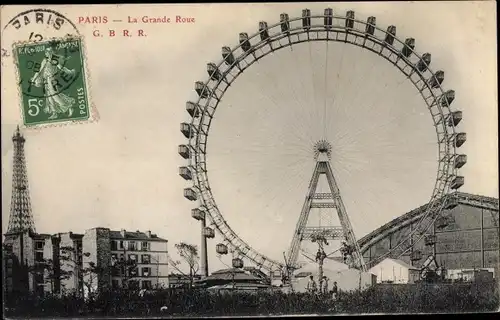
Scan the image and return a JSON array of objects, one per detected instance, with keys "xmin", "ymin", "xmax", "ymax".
[
  {"xmin": 3, "ymin": 231, "xmax": 55, "ymax": 296},
  {"xmin": 3, "ymin": 228, "xmax": 168, "ymax": 297},
  {"xmin": 83, "ymin": 228, "xmax": 169, "ymax": 294}
]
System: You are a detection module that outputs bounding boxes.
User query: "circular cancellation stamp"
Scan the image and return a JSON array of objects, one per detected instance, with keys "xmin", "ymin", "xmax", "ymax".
[{"xmin": 2, "ymin": 8, "xmax": 97, "ymax": 128}]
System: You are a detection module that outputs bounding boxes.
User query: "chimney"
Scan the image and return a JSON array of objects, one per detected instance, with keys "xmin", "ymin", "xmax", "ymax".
[
  {"xmin": 120, "ymin": 229, "xmax": 126, "ymax": 237},
  {"xmin": 146, "ymin": 230, "xmax": 151, "ymax": 238}
]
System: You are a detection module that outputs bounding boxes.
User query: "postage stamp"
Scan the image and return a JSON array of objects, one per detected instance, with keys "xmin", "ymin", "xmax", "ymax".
[{"xmin": 12, "ymin": 36, "xmax": 93, "ymax": 126}]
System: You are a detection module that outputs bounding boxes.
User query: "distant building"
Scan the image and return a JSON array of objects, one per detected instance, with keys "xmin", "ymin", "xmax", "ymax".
[
  {"xmin": 369, "ymin": 258, "xmax": 420, "ymax": 284},
  {"xmin": 168, "ymin": 273, "xmax": 202, "ymax": 288},
  {"xmin": 195, "ymin": 268, "xmax": 269, "ymax": 292},
  {"xmin": 3, "ymin": 231, "xmax": 54, "ymax": 296},
  {"xmin": 3, "ymin": 228, "xmax": 168, "ymax": 298},
  {"xmin": 360, "ymin": 193, "xmax": 499, "ymax": 278},
  {"xmin": 446, "ymin": 268, "xmax": 495, "ymax": 283},
  {"xmin": 82, "ymin": 228, "xmax": 169, "ymax": 294}
]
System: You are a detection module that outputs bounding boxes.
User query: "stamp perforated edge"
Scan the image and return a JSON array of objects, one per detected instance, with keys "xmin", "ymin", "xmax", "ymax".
[{"xmin": 11, "ymin": 34, "xmax": 99, "ymax": 131}]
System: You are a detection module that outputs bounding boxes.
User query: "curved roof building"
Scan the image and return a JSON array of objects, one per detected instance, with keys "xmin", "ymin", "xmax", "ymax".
[{"xmin": 359, "ymin": 192, "xmax": 499, "ymax": 277}]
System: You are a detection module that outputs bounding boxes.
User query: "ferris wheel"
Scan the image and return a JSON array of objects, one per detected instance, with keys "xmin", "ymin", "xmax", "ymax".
[{"xmin": 179, "ymin": 8, "xmax": 466, "ymax": 275}]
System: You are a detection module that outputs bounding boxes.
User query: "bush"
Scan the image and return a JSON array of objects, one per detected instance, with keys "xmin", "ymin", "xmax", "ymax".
[{"xmin": 4, "ymin": 282, "xmax": 498, "ymax": 317}]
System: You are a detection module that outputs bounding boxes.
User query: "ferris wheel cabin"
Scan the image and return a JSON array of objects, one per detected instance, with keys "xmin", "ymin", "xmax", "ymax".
[
  {"xmin": 454, "ymin": 154, "xmax": 467, "ymax": 169},
  {"xmin": 180, "ymin": 122, "xmax": 197, "ymax": 138},
  {"xmin": 239, "ymin": 33, "xmax": 252, "ymax": 53},
  {"xmin": 184, "ymin": 188, "xmax": 197, "ymax": 201},
  {"xmin": 178, "ymin": 145, "xmax": 191, "ymax": 159},
  {"xmin": 186, "ymin": 101, "xmax": 200, "ymax": 118},
  {"xmin": 207, "ymin": 63, "xmax": 222, "ymax": 81},
  {"xmin": 324, "ymin": 8, "xmax": 333, "ymax": 28},
  {"xmin": 385, "ymin": 26, "xmax": 396, "ymax": 45},
  {"xmin": 450, "ymin": 176, "xmax": 465, "ymax": 190},
  {"xmin": 429, "ymin": 70, "xmax": 445, "ymax": 88},
  {"xmin": 365, "ymin": 16, "xmax": 376, "ymax": 35},
  {"xmin": 191, "ymin": 208, "xmax": 205, "ymax": 221},
  {"xmin": 259, "ymin": 22, "xmax": 270, "ymax": 41},
  {"xmin": 441, "ymin": 90, "xmax": 455, "ymax": 107},
  {"xmin": 195, "ymin": 81, "xmax": 212, "ymax": 99},
  {"xmin": 302, "ymin": 9, "xmax": 311, "ymax": 29},
  {"xmin": 222, "ymin": 46, "xmax": 235, "ymax": 65},
  {"xmin": 346, "ymin": 10, "xmax": 355, "ymax": 29},
  {"xmin": 448, "ymin": 111, "xmax": 463, "ymax": 126},
  {"xmin": 179, "ymin": 166, "xmax": 192, "ymax": 180},
  {"xmin": 280, "ymin": 13, "xmax": 290, "ymax": 32},
  {"xmin": 232, "ymin": 257, "xmax": 244, "ymax": 269},
  {"xmin": 450, "ymin": 132, "xmax": 467, "ymax": 148},
  {"xmin": 216, "ymin": 243, "xmax": 228, "ymax": 255},
  {"xmin": 401, "ymin": 38, "xmax": 415, "ymax": 57},
  {"xmin": 203, "ymin": 227, "xmax": 215, "ymax": 238},
  {"xmin": 417, "ymin": 53, "xmax": 432, "ymax": 72}
]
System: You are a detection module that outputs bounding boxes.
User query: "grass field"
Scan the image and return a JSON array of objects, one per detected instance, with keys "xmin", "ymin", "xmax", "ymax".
[{"xmin": 4, "ymin": 281, "xmax": 499, "ymax": 317}]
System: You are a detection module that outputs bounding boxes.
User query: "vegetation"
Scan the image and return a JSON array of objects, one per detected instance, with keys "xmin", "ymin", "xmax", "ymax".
[
  {"xmin": 174, "ymin": 242, "xmax": 200, "ymax": 288},
  {"xmin": 4, "ymin": 282, "xmax": 498, "ymax": 317}
]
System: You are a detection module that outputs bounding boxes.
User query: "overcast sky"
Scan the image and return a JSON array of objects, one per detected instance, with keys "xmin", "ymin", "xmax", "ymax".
[{"xmin": 1, "ymin": 2, "xmax": 497, "ymax": 273}]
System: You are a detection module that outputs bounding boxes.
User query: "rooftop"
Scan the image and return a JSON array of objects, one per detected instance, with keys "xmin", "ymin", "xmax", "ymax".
[{"xmin": 108, "ymin": 229, "xmax": 167, "ymax": 242}]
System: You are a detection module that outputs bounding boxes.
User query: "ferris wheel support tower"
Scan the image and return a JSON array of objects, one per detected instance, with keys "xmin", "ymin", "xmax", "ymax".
[{"xmin": 286, "ymin": 140, "xmax": 367, "ymax": 272}]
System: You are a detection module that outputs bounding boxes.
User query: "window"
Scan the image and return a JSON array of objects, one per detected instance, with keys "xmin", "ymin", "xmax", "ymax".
[
  {"xmin": 129, "ymin": 241, "xmax": 137, "ymax": 251},
  {"xmin": 141, "ymin": 254, "xmax": 151, "ymax": 264},
  {"xmin": 35, "ymin": 241, "xmax": 44, "ymax": 250},
  {"xmin": 128, "ymin": 254, "xmax": 137, "ymax": 261},
  {"xmin": 35, "ymin": 251, "xmax": 44, "ymax": 262},
  {"xmin": 119, "ymin": 241, "xmax": 124, "ymax": 249},
  {"xmin": 129, "ymin": 268, "xmax": 138, "ymax": 277},
  {"xmin": 142, "ymin": 267, "xmax": 151, "ymax": 277},
  {"xmin": 111, "ymin": 241, "xmax": 117, "ymax": 251},
  {"xmin": 142, "ymin": 280, "xmax": 152, "ymax": 289},
  {"xmin": 141, "ymin": 242, "xmax": 149, "ymax": 251}
]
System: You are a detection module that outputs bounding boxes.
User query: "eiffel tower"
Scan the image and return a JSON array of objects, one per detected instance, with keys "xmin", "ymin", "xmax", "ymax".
[
  {"xmin": 5, "ymin": 126, "xmax": 36, "ymax": 235},
  {"xmin": 285, "ymin": 140, "xmax": 366, "ymax": 275}
]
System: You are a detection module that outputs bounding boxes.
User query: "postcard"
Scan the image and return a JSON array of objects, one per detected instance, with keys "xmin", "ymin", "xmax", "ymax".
[{"xmin": 1, "ymin": 2, "xmax": 498, "ymax": 318}]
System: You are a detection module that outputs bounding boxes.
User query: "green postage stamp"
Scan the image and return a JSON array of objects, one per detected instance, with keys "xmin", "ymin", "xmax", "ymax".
[{"xmin": 12, "ymin": 36, "xmax": 95, "ymax": 127}]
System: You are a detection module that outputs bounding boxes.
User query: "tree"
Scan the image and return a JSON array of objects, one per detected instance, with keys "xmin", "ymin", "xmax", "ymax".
[
  {"xmin": 27, "ymin": 258, "xmax": 72, "ymax": 294},
  {"xmin": 175, "ymin": 242, "xmax": 200, "ymax": 288},
  {"xmin": 110, "ymin": 248, "xmax": 139, "ymax": 290},
  {"xmin": 58, "ymin": 245, "xmax": 105, "ymax": 297}
]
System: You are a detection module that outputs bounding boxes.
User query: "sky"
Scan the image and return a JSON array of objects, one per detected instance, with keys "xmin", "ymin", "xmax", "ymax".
[{"xmin": 1, "ymin": 2, "xmax": 498, "ymax": 274}]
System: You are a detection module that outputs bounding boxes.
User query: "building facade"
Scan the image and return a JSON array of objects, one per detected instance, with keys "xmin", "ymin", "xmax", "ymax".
[
  {"xmin": 82, "ymin": 228, "xmax": 169, "ymax": 294},
  {"xmin": 369, "ymin": 258, "xmax": 421, "ymax": 284},
  {"xmin": 3, "ymin": 228, "xmax": 168, "ymax": 297},
  {"xmin": 359, "ymin": 192, "xmax": 499, "ymax": 278}
]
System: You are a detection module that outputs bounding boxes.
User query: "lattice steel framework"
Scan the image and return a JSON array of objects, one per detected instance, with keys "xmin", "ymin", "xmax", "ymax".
[
  {"xmin": 286, "ymin": 148, "xmax": 367, "ymax": 271},
  {"xmin": 6, "ymin": 126, "xmax": 36, "ymax": 234},
  {"xmin": 179, "ymin": 9, "xmax": 466, "ymax": 273}
]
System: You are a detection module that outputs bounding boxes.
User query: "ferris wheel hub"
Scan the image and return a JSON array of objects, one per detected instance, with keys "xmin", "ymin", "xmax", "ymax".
[{"xmin": 313, "ymin": 140, "xmax": 332, "ymax": 161}]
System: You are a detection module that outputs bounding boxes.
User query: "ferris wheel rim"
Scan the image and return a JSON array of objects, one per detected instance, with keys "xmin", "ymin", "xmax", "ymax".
[{"xmin": 182, "ymin": 9, "xmax": 464, "ymax": 272}]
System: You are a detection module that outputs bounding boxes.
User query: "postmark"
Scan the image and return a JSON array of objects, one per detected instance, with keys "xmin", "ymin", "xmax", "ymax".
[
  {"xmin": 12, "ymin": 36, "xmax": 92, "ymax": 126},
  {"xmin": 2, "ymin": 8, "xmax": 80, "ymax": 53}
]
